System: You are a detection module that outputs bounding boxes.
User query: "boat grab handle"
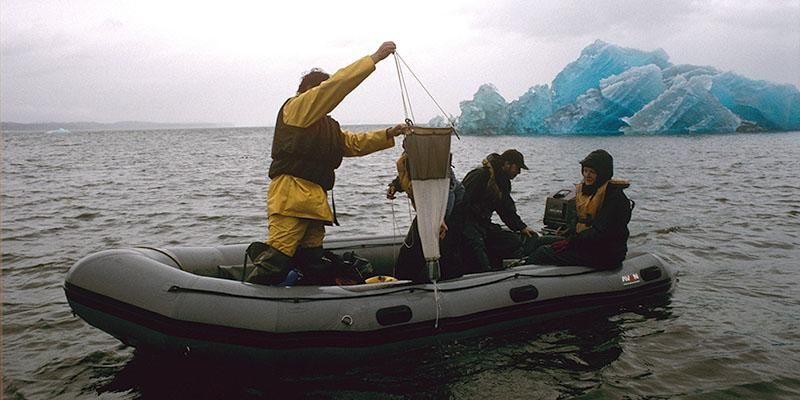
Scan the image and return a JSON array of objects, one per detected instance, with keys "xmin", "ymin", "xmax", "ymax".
[{"xmin": 136, "ymin": 247, "xmax": 185, "ymax": 271}]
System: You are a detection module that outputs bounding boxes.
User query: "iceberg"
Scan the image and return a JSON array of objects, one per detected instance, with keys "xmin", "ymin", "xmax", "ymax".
[
  {"xmin": 426, "ymin": 115, "xmax": 452, "ymax": 128},
  {"xmin": 623, "ymin": 75, "xmax": 740, "ymax": 134},
  {"xmin": 506, "ymin": 84, "xmax": 553, "ymax": 134},
  {"xmin": 542, "ymin": 65, "xmax": 666, "ymax": 134},
  {"xmin": 451, "ymin": 40, "xmax": 799, "ymax": 135},
  {"xmin": 545, "ymin": 89, "xmax": 626, "ymax": 134},
  {"xmin": 543, "ymin": 89, "xmax": 628, "ymax": 134},
  {"xmin": 551, "ymin": 40, "xmax": 671, "ymax": 109},
  {"xmin": 662, "ymin": 64, "xmax": 719, "ymax": 88},
  {"xmin": 456, "ymin": 84, "xmax": 509, "ymax": 135},
  {"xmin": 710, "ymin": 72, "xmax": 800, "ymax": 131},
  {"xmin": 599, "ymin": 64, "xmax": 666, "ymax": 115}
]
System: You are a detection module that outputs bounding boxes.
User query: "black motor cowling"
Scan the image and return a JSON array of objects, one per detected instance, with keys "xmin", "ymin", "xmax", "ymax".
[{"xmin": 542, "ymin": 187, "xmax": 575, "ymax": 234}]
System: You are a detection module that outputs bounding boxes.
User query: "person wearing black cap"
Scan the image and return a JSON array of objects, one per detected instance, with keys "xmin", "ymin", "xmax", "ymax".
[
  {"xmin": 530, "ymin": 149, "xmax": 633, "ymax": 269},
  {"xmin": 449, "ymin": 149, "xmax": 537, "ymax": 274}
]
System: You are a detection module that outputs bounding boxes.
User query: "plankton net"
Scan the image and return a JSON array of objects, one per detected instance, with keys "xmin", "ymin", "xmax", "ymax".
[{"xmin": 403, "ymin": 126, "xmax": 453, "ymax": 280}]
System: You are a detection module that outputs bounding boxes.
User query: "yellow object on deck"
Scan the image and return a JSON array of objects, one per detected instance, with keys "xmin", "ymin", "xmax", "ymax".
[{"xmin": 365, "ymin": 275, "xmax": 398, "ymax": 284}]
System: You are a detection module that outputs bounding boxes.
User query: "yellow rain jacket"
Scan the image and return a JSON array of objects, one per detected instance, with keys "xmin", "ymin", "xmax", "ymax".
[{"xmin": 267, "ymin": 56, "xmax": 395, "ymax": 223}]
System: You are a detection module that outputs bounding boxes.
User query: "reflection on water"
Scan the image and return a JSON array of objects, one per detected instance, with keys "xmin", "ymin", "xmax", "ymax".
[
  {"xmin": 98, "ymin": 296, "xmax": 673, "ymax": 399},
  {"xmin": 4, "ymin": 128, "xmax": 800, "ymax": 399}
]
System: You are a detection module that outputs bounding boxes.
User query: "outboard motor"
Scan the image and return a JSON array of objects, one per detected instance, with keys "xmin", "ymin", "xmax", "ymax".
[
  {"xmin": 508, "ymin": 187, "xmax": 577, "ymax": 267},
  {"xmin": 541, "ymin": 187, "xmax": 575, "ymax": 236}
]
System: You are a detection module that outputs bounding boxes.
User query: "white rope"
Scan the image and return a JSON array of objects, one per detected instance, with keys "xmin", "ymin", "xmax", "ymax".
[
  {"xmin": 393, "ymin": 50, "xmax": 447, "ymax": 329},
  {"xmin": 393, "ymin": 54, "xmax": 408, "ymax": 120},
  {"xmin": 390, "ymin": 199, "xmax": 399, "ymax": 271},
  {"xmin": 393, "ymin": 53, "xmax": 415, "ymax": 123},
  {"xmin": 433, "ymin": 279, "xmax": 441, "ymax": 328},
  {"xmin": 402, "ymin": 197, "xmax": 414, "ymax": 248},
  {"xmin": 402, "ymin": 233, "xmax": 414, "ymax": 248},
  {"xmin": 394, "ymin": 53, "xmax": 459, "ymax": 137}
]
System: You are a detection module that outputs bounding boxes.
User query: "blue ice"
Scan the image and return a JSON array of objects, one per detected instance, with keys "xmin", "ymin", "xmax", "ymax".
[{"xmin": 451, "ymin": 40, "xmax": 800, "ymax": 135}]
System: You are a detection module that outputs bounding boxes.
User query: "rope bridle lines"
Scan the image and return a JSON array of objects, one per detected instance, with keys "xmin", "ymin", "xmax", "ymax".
[
  {"xmin": 393, "ymin": 53, "xmax": 415, "ymax": 123},
  {"xmin": 393, "ymin": 52, "xmax": 459, "ymax": 136}
]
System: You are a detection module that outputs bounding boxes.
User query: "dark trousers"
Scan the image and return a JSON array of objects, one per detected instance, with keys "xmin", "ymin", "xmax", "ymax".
[
  {"xmin": 529, "ymin": 245, "xmax": 581, "ymax": 266},
  {"xmin": 459, "ymin": 222, "xmax": 535, "ymax": 273},
  {"xmin": 529, "ymin": 244, "xmax": 620, "ymax": 270},
  {"xmin": 395, "ymin": 218, "xmax": 462, "ymax": 283}
]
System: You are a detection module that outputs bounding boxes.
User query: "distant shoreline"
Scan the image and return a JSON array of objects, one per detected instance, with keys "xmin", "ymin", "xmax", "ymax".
[
  {"xmin": 1, "ymin": 121, "xmax": 234, "ymax": 132},
  {"xmin": 0, "ymin": 122, "xmax": 401, "ymax": 133}
]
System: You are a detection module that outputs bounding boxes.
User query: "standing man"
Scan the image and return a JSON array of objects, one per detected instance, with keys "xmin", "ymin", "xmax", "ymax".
[
  {"xmin": 247, "ymin": 41, "xmax": 406, "ymax": 285},
  {"xmin": 450, "ymin": 149, "xmax": 537, "ymax": 273}
]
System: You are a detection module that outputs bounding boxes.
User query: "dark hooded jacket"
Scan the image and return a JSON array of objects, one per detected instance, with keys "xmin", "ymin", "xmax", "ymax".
[
  {"xmin": 447, "ymin": 153, "xmax": 528, "ymax": 273},
  {"xmin": 451, "ymin": 153, "xmax": 527, "ymax": 232},
  {"xmin": 569, "ymin": 149, "xmax": 632, "ymax": 269}
]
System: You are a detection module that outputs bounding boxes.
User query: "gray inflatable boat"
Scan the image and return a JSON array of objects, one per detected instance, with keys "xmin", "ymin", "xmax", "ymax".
[{"xmin": 64, "ymin": 235, "xmax": 675, "ymax": 362}]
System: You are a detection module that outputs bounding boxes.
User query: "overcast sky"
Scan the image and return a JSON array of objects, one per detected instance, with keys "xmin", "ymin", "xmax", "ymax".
[{"xmin": 2, "ymin": 0, "xmax": 799, "ymax": 126}]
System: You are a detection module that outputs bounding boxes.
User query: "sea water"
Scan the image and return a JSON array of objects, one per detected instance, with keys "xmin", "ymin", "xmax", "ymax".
[{"xmin": 3, "ymin": 127, "xmax": 800, "ymax": 399}]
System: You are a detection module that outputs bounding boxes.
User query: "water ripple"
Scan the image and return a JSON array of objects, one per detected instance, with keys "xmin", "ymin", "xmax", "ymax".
[{"xmin": 3, "ymin": 129, "xmax": 800, "ymax": 399}]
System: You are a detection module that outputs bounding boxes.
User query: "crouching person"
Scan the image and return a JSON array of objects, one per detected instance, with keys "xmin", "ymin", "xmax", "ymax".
[
  {"xmin": 530, "ymin": 149, "xmax": 633, "ymax": 269},
  {"xmin": 449, "ymin": 150, "xmax": 538, "ymax": 274}
]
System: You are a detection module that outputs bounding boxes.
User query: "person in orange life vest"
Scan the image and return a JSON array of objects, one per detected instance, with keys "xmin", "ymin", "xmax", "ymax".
[
  {"xmin": 529, "ymin": 149, "xmax": 633, "ymax": 269},
  {"xmin": 246, "ymin": 41, "xmax": 407, "ymax": 285}
]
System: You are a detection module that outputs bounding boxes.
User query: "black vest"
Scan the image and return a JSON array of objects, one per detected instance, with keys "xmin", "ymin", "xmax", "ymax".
[{"xmin": 268, "ymin": 100, "xmax": 345, "ymax": 190}]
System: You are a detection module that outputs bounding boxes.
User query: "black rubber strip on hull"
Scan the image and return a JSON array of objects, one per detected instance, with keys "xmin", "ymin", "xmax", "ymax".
[{"xmin": 64, "ymin": 279, "xmax": 672, "ymax": 351}]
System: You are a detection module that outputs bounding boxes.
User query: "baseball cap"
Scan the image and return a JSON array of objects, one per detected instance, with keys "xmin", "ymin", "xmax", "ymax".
[{"xmin": 500, "ymin": 149, "xmax": 528, "ymax": 170}]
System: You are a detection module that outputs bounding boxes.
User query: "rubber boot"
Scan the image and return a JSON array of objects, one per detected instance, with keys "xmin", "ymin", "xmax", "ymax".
[
  {"xmin": 293, "ymin": 247, "xmax": 332, "ymax": 285},
  {"xmin": 245, "ymin": 242, "xmax": 292, "ymax": 285}
]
